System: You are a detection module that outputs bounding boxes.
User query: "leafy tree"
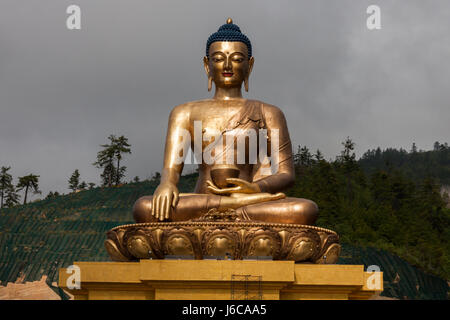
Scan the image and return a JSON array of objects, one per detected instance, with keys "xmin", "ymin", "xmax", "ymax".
[
  {"xmin": 0, "ymin": 166, "xmax": 14, "ymax": 209},
  {"xmin": 68, "ymin": 169, "xmax": 80, "ymax": 192},
  {"xmin": 16, "ymin": 174, "xmax": 41, "ymax": 205},
  {"xmin": 133, "ymin": 176, "xmax": 140, "ymax": 183},
  {"xmin": 88, "ymin": 182, "xmax": 96, "ymax": 190}
]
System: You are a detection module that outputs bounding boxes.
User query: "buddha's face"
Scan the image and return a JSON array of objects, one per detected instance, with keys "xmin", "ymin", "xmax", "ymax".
[{"xmin": 204, "ymin": 41, "xmax": 254, "ymax": 90}]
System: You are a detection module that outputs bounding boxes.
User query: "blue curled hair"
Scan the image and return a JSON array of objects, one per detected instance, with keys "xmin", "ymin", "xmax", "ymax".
[{"xmin": 206, "ymin": 21, "xmax": 252, "ymax": 58}]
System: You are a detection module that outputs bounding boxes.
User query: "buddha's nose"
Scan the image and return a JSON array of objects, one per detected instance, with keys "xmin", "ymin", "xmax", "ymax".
[{"xmin": 224, "ymin": 57, "xmax": 232, "ymax": 71}]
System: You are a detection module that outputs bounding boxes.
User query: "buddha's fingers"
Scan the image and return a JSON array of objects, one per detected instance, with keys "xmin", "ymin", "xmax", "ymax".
[
  {"xmin": 165, "ymin": 194, "xmax": 172, "ymax": 220},
  {"xmin": 154, "ymin": 196, "xmax": 160, "ymax": 219},
  {"xmin": 151, "ymin": 196, "xmax": 155, "ymax": 217},
  {"xmin": 161, "ymin": 196, "xmax": 168, "ymax": 221},
  {"xmin": 206, "ymin": 180, "xmax": 216, "ymax": 188},
  {"xmin": 207, "ymin": 185, "xmax": 240, "ymax": 194},
  {"xmin": 172, "ymin": 191, "xmax": 179, "ymax": 208},
  {"xmin": 225, "ymin": 178, "xmax": 247, "ymax": 186},
  {"xmin": 271, "ymin": 192, "xmax": 286, "ymax": 200}
]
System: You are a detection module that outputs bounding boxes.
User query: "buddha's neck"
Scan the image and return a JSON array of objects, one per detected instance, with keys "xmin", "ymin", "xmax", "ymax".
[{"xmin": 213, "ymin": 87, "xmax": 243, "ymax": 100}]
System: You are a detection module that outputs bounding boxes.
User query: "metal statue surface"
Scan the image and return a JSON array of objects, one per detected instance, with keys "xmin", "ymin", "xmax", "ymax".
[
  {"xmin": 133, "ymin": 18, "xmax": 318, "ymax": 225},
  {"xmin": 105, "ymin": 19, "xmax": 340, "ymax": 264}
]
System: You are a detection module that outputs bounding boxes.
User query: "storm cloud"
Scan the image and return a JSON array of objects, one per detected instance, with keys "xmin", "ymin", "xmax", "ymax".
[{"xmin": 1, "ymin": 0, "xmax": 449, "ymax": 199}]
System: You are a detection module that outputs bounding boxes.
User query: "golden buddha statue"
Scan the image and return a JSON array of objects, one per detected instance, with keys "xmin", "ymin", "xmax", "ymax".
[
  {"xmin": 133, "ymin": 18, "xmax": 318, "ymax": 226},
  {"xmin": 105, "ymin": 19, "xmax": 340, "ymax": 264}
]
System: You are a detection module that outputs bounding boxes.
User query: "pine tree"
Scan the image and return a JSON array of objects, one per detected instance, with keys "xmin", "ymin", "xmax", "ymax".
[
  {"xmin": 45, "ymin": 191, "xmax": 61, "ymax": 200},
  {"xmin": 112, "ymin": 135, "xmax": 131, "ymax": 185},
  {"xmin": 100, "ymin": 160, "xmax": 116, "ymax": 187},
  {"xmin": 16, "ymin": 174, "xmax": 41, "ymax": 205},
  {"xmin": 68, "ymin": 169, "xmax": 80, "ymax": 192},
  {"xmin": 433, "ymin": 141, "xmax": 441, "ymax": 151},
  {"xmin": 294, "ymin": 145, "xmax": 313, "ymax": 167},
  {"xmin": 411, "ymin": 142, "xmax": 418, "ymax": 153},
  {"xmin": 337, "ymin": 137, "xmax": 357, "ymax": 200},
  {"xmin": 0, "ymin": 166, "xmax": 14, "ymax": 209},
  {"xmin": 94, "ymin": 138, "xmax": 116, "ymax": 187},
  {"xmin": 94, "ymin": 135, "xmax": 132, "ymax": 187},
  {"xmin": 314, "ymin": 149, "xmax": 324, "ymax": 162},
  {"xmin": 4, "ymin": 185, "xmax": 20, "ymax": 207},
  {"xmin": 79, "ymin": 181, "xmax": 87, "ymax": 190}
]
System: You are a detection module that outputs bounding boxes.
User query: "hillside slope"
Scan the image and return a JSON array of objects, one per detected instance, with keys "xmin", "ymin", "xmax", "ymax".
[{"xmin": 0, "ymin": 174, "xmax": 448, "ymax": 299}]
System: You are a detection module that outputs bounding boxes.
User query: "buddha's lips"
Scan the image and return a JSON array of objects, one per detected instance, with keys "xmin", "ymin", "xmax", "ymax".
[{"xmin": 222, "ymin": 72, "xmax": 233, "ymax": 77}]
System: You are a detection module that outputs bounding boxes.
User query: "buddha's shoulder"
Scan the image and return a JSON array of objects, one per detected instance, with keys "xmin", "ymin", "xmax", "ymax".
[
  {"xmin": 248, "ymin": 99, "xmax": 285, "ymax": 116},
  {"xmin": 170, "ymin": 99, "xmax": 214, "ymax": 113}
]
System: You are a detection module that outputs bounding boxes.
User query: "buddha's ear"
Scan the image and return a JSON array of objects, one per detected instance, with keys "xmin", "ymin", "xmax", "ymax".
[
  {"xmin": 203, "ymin": 56, "xmax": 210, "ymax": 75},
  {"xmin": 203, "ymin": 56, "xmax": 212, "ymax": 91},
  {"xmin": 244, "ymin": 56, "xmax": 255, "ymax": 92},
  {"xmin": 248, "ymin": 56, "xmax": 254, "ymax": 76}
]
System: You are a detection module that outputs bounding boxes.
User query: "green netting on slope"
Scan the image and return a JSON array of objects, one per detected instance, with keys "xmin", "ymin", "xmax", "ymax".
[
  {"xmin": 0, "ymin": 175, "xmax": 447, "ymax": 299},
  {"xmin": 338, "ymin": 245, "xmax": 448, "ymax": 299},
  {"xmin": 0, "ymin": 177, "xmax": 197, "ymax": 286}
]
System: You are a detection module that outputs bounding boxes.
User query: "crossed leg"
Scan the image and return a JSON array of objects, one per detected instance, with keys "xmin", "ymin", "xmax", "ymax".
[{"xmin": 133, "ymin": 193, "xmax": 318, "ymax": 225}]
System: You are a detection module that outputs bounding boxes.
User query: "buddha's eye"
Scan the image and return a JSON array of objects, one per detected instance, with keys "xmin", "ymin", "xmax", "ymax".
[
  {"xmin": 233, "ymin": 57, "xmax": 244, "ymax": 63},
  {"xmin": 212, "ymin": 57, "xmax": 224, "ymax": 63}
]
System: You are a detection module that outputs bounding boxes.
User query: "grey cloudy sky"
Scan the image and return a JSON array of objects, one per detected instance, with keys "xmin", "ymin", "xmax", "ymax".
[{"xmin": 1, "ymin": 0, "xmax": 449, "ymax": 200}]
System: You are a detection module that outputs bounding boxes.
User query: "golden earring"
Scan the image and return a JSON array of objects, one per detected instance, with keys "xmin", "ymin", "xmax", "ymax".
[{"xmin": 208, "ymin": 76, "xmax": 213, "ymax": 91}]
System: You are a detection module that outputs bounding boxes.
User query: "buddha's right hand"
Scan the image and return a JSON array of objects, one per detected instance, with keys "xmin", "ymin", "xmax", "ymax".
[{"xmin": 152, "ymin": 182, "xmax": 179, "ymax": 221}]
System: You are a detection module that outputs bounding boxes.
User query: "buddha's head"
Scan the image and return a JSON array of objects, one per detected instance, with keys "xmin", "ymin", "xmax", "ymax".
[{"xmin": 204, "ymin": 18, "xmax": 255, "ymax": 92}]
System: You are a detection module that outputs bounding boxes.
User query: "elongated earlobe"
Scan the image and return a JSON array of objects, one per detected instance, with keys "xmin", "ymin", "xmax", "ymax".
[
  {"xmin": 203, "ymin": 56, "xmax": 212, "ymax": 92},
  {"xmin": 208, "ymin": 76, "xmax": 213, "ymax": 91},
  {"xmin": 245, "ymin": 57, "xmax": 254, "ymax": 92}
]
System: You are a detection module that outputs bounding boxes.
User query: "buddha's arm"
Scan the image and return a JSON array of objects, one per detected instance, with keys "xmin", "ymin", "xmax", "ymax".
[
  {"xmin": 253, "ymin": 105, "xmax": 295, "ymax": 193},
  {"xmin": 152, "ymin": 105, "xmax": 190, "ymax": 220},
  {"xmin": 160, "ymin": 105, "xmax": 191, "ymax": 184}
]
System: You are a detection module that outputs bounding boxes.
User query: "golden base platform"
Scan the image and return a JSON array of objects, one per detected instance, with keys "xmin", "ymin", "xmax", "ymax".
[{"xmin": 59, "ymin": 260, "xmax": 383, "ymax": 300}]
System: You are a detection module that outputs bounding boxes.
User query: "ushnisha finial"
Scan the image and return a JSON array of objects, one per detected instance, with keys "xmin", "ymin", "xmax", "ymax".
[{"xmin": 226, "ymin": 18, "xmax": 233, "ymax": 24}]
